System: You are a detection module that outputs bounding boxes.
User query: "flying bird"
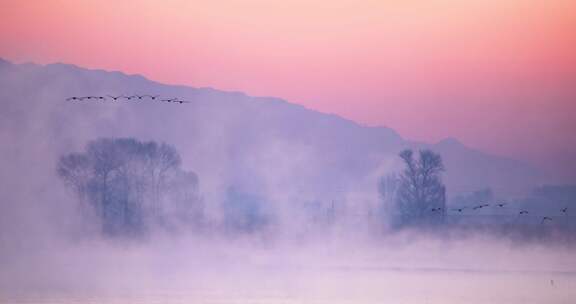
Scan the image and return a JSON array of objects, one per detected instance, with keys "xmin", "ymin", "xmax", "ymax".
[
  {"xmin": 496, "ymin": 203, "xmax": 506, "ymax": 207},
  {"xmin": 541, "ymin": 216, "xmax": 552, "ymax": 224},
  {"xmin": 87, "ymin": 96, "xmax": 105, "ymax": 100},
  {"xmin": 561, "ymin": 207, "xmax": 568, "ymax": 213},
  {"xmin": 135, "ymin": 94, "xmax": 160, "ymax": 100},
  {"xmin": 452, "ymin": 208, "xmax": 466, "ymax": 212},
  {"xmin": 77, "ymin": 96, "xmax": 92, "ymax": 101},
  {"xmin": 431, "ymin": 207, "xmax": 443, "ymax": 212},
  {"xmin": 519, "ymin": 210, "xmax": 529, "ymax": 215},
  {"xmin": 107, "ymin": 95, "xmax": 122, "ymax": 101}
]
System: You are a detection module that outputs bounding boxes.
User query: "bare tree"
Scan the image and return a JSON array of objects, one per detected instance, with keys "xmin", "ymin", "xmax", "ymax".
[
  {"xmin": 57, "ymin": 137, "xmax": 201, "ymax": 237},
  {"xmin": 394, "ymin": 149, "xmax": 446, "ymax": 226}
]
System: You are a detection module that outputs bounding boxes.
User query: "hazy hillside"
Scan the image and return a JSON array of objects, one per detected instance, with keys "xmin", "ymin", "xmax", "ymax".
[{"xmin": 0, "ymin": 58, "xmax": 545, "ymax": 213}]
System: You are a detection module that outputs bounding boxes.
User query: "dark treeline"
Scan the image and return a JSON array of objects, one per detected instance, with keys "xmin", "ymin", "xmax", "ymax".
[{"xmin": 57, "ymin": 138, "xmax": 575, "ymax": 241}]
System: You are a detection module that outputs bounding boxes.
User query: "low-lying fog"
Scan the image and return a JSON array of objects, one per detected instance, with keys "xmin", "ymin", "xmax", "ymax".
[
  {"xmin": 1, "ymin": 127, "xmax": 575, "ymax": 304},
  {"xmin": 2, "ymin": 232, "xmax": 576, "ymax": 304}
]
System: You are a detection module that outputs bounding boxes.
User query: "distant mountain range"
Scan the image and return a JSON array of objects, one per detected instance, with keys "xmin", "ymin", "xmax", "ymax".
[{"xmin": 0, "ymin": 58, "xmax": 546, "ymax": 205}]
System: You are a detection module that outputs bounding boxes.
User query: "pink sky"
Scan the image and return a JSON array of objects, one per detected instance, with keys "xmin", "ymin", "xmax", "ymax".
[{"xmin": 1, "ymin": 0, "xmax": 575, "ymax": 180}]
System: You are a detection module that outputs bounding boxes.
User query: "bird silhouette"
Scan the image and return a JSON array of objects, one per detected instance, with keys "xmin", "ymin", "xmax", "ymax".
[
  {"xmin": 66, "ymin": 97, "xmax": 80, "ymax": 101},
  {"xmin": 107, "ymin": 95, "xmax": 122, "ymax": 101},
  {"xmin": 134, "ymin": 94, "xmax": 160, "ymax": 100},
  {"xmin": 496, "ymin": 203, "xmax": 506, "ymax": 207},
  {"xmin": 87, "ymin": 96, "xmax": 105, "ymax": 100},
  {"xmin": 452, "ymin": 208, "xmax": 465, "ymax": 212},
  {"xmin": 561, "ymin": 207, "xmax": 568, "ymax": 213},
  {"xmin": 519, "ymin": 210, "xmax": 529, "ymax": 215},
  {"xmin": 431, "ymin": 207, "xmax": 443, "ymax": 212},
  {"xmin": 541, "ymin": 216, "xmax": 552, "ymax": 224}
]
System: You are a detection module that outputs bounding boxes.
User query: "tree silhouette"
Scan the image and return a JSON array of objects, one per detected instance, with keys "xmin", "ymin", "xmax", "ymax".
[
  {"xmin": 57, "ymin": 138, "xmax": 201, "ymax": 237},
  {"xmin": 394, "ymin": 149, "xmax": 446, "ymax": 226}
]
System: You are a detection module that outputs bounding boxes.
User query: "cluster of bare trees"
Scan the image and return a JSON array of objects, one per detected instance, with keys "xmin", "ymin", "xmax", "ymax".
[
  {"xmin": 380, "ymin": 149, "xmax": 446, "ymax": 227},
  {"xmin": 57, "ymin": 138, "xmax": 449, "ymax": 236},
  {"xmin": 380, "ymin": 150, "xmax": 575, "ymax": 235},
  {"xmin": 57, "ymin": 138, "xmax": 201, "ymax": 237}
]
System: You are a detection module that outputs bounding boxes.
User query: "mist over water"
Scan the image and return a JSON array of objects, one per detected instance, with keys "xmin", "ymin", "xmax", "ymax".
[
  {"xmin": 3, "ymin": 231, "xmax": 576, "ymax": 303},
  {"xmin": 1, "ymin": 61, "xmax": 575, "ymax": 303}
]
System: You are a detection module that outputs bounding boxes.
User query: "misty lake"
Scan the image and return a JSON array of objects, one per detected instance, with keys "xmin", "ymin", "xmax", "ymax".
[{"xmin": 3, "ymin": 263, "xmax": 576, "ymax": 304}]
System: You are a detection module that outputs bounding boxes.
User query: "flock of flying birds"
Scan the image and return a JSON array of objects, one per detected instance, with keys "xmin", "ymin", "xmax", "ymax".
[
  {"xmin": 66, "ymin": 95, "xmax": 190, "ymax": 104},
  {"xmin": 433, "ymin": 203, "xmax": 569, "ymax": 224}
]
